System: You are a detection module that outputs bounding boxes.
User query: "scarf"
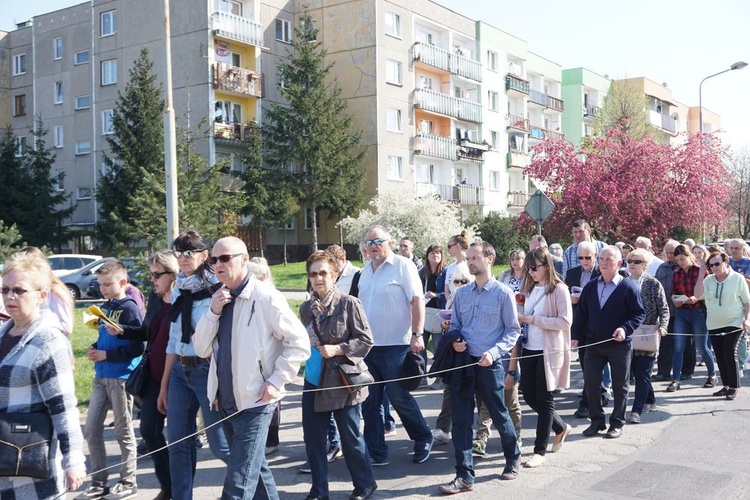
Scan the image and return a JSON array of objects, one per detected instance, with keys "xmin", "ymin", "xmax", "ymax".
[
  {"xmin": 169, "ymin": 270, "xmax": 221, "ymax": 345},
  {"xmin": 306, "ymin": 289, "xmax": 336, "ymax": 347}
]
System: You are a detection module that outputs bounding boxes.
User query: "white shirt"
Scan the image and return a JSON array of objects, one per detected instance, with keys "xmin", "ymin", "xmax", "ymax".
[
  {"xmin": 646, "ymin": 256, "xmax": 663, "ymax": 276},
  {"xmin": 525, "ymin": 286, "xmax": 547, "ymax": 350}
]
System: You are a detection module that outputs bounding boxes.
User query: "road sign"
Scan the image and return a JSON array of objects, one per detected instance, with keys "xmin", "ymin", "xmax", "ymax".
[{"xmin": 524, "ymin": 191, "xmax": 555, "ymax": 234}]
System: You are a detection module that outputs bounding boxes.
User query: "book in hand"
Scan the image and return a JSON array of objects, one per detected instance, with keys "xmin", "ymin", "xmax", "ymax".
[{"xmin": 87, "ymin": 305, "xmax": 124, "ymax": 333}]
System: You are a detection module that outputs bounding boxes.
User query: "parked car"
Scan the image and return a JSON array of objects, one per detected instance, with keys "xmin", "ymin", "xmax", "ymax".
[
  {"xmin": 60, "ymin": 257, "xmax": 143, "ymax": 300},
  {"xmin": 87, "ymin": 269, "xmax": 148, "ymax": 300},
  {"xmin": 48, "ymin": 254, "xmax": 103, "ymax": 277}
]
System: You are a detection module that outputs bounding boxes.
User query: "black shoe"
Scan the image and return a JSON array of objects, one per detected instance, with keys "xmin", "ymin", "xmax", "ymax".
[
  {"xmin": 605, "ymin": 427, "xmax": 623, "ymax": 439},
  {"xmin": 439, "ymin": 476, "xmax": 473, "ymax": 495},
  {"xmin": 703, "ymin": 375, "xmax": 718, "ymax": 388},
  {"xmin": 298, "ymin": 462, "xmax": 312, "ymax": 474},
  {"xmin": 573, "ymin": 407, "xmax": 589, "ymax": 419},
  {"xmin": 713, "ymin": 387, "xmax": 729, "ymax": 397},
  {"xmin": 652, "ymin": 374, "xmax": 669, "ymax": 382},
  {"xmin": 371, "ymin": 457, "xmax": 389, "ymax": 467},
  {"xmin": 666, "ymin": 381, "xmax": 680, "ymax": 392},
  {"xmin": 582, "ymin": 424, "xmax": 606, "ymax": 437},
  {"xmin": 499, "ymin": 459, "xmax": 520, "ymax": 480},
  {"xmin": 350, "ymin": 483, "xmax": 377, "ymax": 500},
  {"xmin": 726, "ymin": 389, "xmax": 738, "ymax": 400}
]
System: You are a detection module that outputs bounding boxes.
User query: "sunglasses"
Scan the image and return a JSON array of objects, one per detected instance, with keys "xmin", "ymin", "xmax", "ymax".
[
  {"xmin": 709, "ymin": 261, "xmax": 723, "ymax": 268},
  {"xmin": 309, "ymin": 270, "xmax": 331, "ymax": 278},
  {"xmin": 627, "ymin": 260, "xmax": 644, "ymax": 265},
  {"xmin": 526, "ymin": 264, "xmax": 546, "ymax": 272},
  {"xmin": 150, "ymin": 271, "xmax": 173, "ymax": 280},
  {"xmin": 174, "ymin": 249, "xmax": 204, "ymax": 259},
  {"xmin": 577, "ymin": 256, "xmax": 593, "ymax": 261},
  {"xmin": 208, "ymin": 253, "xmax": 244, "ymax": 265},
  {"xmin": 365, "ymin": 238, "xmax": 388, "ymax": 247},
  {"xmin": 453, "ymin": 279, "xmax": 470, "ymax": 285},
  {"xmin": 1, "ymin": 286, "xmax": 37, "ymax": 296}
]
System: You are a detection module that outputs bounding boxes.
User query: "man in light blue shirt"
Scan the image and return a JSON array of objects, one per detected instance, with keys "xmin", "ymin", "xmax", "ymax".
[{"xmin": 438, "ymin": 241, "xmax": 521, "ymax": 495}]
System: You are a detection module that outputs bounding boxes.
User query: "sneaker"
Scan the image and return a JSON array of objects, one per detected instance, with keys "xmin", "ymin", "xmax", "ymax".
[
  {"xmin": 75, "ymin": 484, "xmax": 109, "ymax": 500},
  {"xmin": 413, "ymin": 435, "xmax": 434, "ymax": 463},
  {"xmin": 472, "ymin": 440, "xmax": 486, "ymax": 456},
  {"xmin": 713, "ymin": 387, "xmax": 730, "ymax": 397},
  {"xmin": 666, "ymin": 381, "xmax": 680, "ymax": 392},
  {"xmin": 384, "ymin": 427, "xmax": 397, "ymax": 437},
  {"xmin": 432, "ymin": 428, "xmax": 451, "ymax": 445},
  {"xmin": 524, "ymin": 454, "xmax": 545, "ymax": 468},
  {"xmin": 644, "ymin": 403, "xmax": 656, "ymax": 412},
  {"xmin": 350, "ymin": 482, "xmax": 378, "ymax": 500},
  {"xmin": 629, "ymin": 412, "xmax": 641, "ymax": 424},
  {"xmin": 438, "ymin": 476, "xmax": 473, "ymax": 495},
  {"xmin": 371, "ymin": 457, "xmax": 389, "ymax": 466},
  {"xmin": 327, "ymin": 442, "xmax": 342, "ymax": 462},
  {"xmin": 726, "ymin": 389, "xmax": 738, "ymax": 400},
  {"xmin": 500, "ymin": 459, "xmax": 520, "ymax": 480},
  {"xmin": 298, "ymin": 462, "xmax": 312, "ymax": 474},
  {"xmin": 103, "ymin": 482, "xmax": 137, "ymax": 500},
  {"xmin": 703, "ymin": 375, "xmax": 718, "ymax": 388}
]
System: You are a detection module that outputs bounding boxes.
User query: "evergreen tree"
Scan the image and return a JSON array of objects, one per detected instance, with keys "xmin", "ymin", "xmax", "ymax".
[
  {"xmin": 0, "ymin": 222, "xmax": 26, "ymax": 262},
  {"xmin": 263, "ymin": 12, "xmax": 366, "ymax": 251}
]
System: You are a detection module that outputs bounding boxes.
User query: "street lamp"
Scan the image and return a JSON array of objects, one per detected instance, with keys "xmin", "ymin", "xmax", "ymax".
[{"xmin": 699, "ymin": 61, "xmax": 748, "ymax": 133}]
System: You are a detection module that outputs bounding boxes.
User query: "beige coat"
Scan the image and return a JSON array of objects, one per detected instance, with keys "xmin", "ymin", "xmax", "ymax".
[{"xmin": 531, "ymin": 282, "xmax": 572, "ymax": 391}]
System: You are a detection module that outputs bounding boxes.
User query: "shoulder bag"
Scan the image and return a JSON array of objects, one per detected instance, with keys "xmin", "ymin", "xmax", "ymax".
[
  {"xmin": 0, "ymin": 411, "xmax": 53, "ymax": 479},
  {"xmin": 631, "ymin": 324, "xmax": 659, "ymax": 352},
  {"xmin": 125, "ymin": 352, "xmax": 149, "ymax": 407},
  {"xmin": 311, "ymin": 320, "xmax": 374, "ymax": 394}
]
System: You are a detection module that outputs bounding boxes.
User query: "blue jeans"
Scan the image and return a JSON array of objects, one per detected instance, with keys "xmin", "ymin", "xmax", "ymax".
[
  {"xmin": 140, "ymin": 378, "xmax": 170, "ymax": 490},
  {"xmin": 302, "ymin": 382, "xmax": 375, "ymax": 497},
  {"xmin": 673, "ymin": 308, "xmax": 715, "ymax": 380},
  {"xmin": 221, "ymin": 407, "xmax": 278, "ymax": 500},
  {"xmin": 631, "ymin": 355, "xmax": 656, "ymax": 415},
  {"xmin": 362, "ymin": 345, "xmax": 431, "ymax": 461},
  {"xmin": 450, "ymin": 361, "xmax": 520, "ymax": 484},
  {"xmin": 167, "ymin": 361, "xmax": 230, "ymax": 500}
]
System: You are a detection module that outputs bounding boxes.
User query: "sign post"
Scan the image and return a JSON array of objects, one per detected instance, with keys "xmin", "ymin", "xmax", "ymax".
[{"xmin": 524, "ymin": 191, "xmax": 555, "ymax": 235}]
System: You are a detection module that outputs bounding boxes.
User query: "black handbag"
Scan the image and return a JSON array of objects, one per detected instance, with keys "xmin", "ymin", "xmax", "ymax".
[
  {"xmin": 125, "ymin": 353, "xmax": 149, "ymax": 406},
  {"xmin": 311, "ymin": 319, "xmax": 373, "ymax": 394},
  {"xmin": 0, "ymin": 412, "xmax": 53, "ymax": 479}
]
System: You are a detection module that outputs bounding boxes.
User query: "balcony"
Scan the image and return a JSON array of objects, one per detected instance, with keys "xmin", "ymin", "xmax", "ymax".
[
  {"xmin": 414, "ymin": 88, "xmax": 482, "ymax": 123},
  {"xmin": 211, "ymin": 10, "xmax": 263, "ymax": 46},
  {"xmin": 506, "ymin": 113, "xmax": 529, "ymax": 132},
  {"xmin": 508, "ymin": 190, "xmax": 529, "ymax": 208},
  {"xmin": 212, "ymin": 63, "xmax": 262, "ymax": 97},
  {"xmin": 529, "ymin": 126, "xmax": 565, "ymax": 142},
  {"xmin": 414, "ymin": 134, "xmax": 457, "ymax": 161},
  {"xmin": 584, "ymin": 103, "xmax": 600, "ymax": 118},
  {"xmin": 412, "ymin": 42, "xmax": 482, "ymax": 82},
  {"xmin": 528, "ymin": 89, "xmax": 564, "ymax": 112},
  {"xmin": 507, "ymin": 151, "xmax": 531, "ymax": 169},
  {"xmin": 547, "ymin": 95, "xmax": 564, "ymax": 112},
  {"xmin": 416, "ymin": 182, "xmax": 484, "ymax": 205},
  {"xmin": 506, "ymin": 74, "xmax": 530, "ymax": 94},
  {"xmin": 213, "ymin": 121, "xmax": 258, "ymax": 144}
]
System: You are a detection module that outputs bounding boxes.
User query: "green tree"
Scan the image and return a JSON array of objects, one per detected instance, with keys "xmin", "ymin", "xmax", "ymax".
[
  {"xmin": 96, "ymin": 48, "xmax": 164, "ymax": 252},
  {"xmin": 0, "ymin": 221, "xmax": 26, "ymax": 262},
  {"xmin": 466, "ymin": 213, "xmax": 531, "ymax": 265},
  {"xmin": 594, "ymin": 79, "xmax": 652, "ymax": 140},
  {"xmin": 263, "ymin": 12, "xmax": 366, "ymax": 251}
]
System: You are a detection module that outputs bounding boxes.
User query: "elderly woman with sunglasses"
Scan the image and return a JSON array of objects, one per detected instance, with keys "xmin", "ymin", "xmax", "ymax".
[
  {"xmin": 701, "ymin": 251, "xmax": 750, "ymax": 400},
  {"xmin": 161, "ymin": 231, "xmax": 229, "ymax": 500},
  {"xmin": 300, "ymin": 251, "xmax": 376, "ymax": 500},
  {"xmin": 625, "ymin": 248, "xmax": 669, "ymax": 423},
  {"xmin": 516, "ymin": 248, "xmax": 572, "ymax": 468}
]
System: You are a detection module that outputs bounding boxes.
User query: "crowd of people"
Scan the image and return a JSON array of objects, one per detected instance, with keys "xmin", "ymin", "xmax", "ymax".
[{"xmin": 0, "ymin": 221, "xmax": 747, "ymax": 499}]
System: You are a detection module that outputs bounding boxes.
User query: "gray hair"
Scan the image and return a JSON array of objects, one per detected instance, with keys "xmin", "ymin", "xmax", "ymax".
[
  {"xmin": 247, "ymin": 256, "xmax": 273, "ymax": 284},
  {"xmin": 635, "ymin": 236, "xmax": 652, "ymax": 250},
  {"xmin": 577, "ymin": 241, "xmax": 596, "ymax": 255}
]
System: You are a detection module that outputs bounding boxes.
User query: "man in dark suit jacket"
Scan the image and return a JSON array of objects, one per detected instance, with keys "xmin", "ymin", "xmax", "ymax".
[{"xmin": 572, "ymin": 245, "xmax": 645, "ymax": 439}]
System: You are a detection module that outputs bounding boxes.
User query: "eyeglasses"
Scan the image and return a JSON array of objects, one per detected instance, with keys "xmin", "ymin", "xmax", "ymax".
[
  {"xmin": 526, "ymin": 264, "xmax": 546, "ymax": 272},
  {"xmin": 453, "ymin": 279, "xmax": 470, "ymax": 285},
  {"xmin": 365, "ymin": 238, "xmax": 388, "ymax": 247},
  {"xmin": 577, "ymin": 256, "xmax": 593, "ymax": 261},
  {"xmin": 1, "ymin": 286, "xmax": 37, "ymax": 296},
  {"xmin": 174, "ymin": 249, "xmax": 204, "ymax": 259},
  {"xmin": 709, "ymin": 261, "xmax": 723, "ymax": 268},
  {"xmin": 208, "ymin": 253, "xmax": 244, "ymax": 265},
  {"xmin": 150, "ymin": 271, "xmax": 172, "ymax": 280},
  {"xmin": 309, "ymin": 270, "xmax": 330, "ymax": 278},
  {"xmin": 627, "ymin": 260, "xmax": 644, "ymax": 265}
]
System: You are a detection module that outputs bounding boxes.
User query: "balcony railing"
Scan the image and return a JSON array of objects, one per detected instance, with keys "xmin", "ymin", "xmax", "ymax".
[
  {"xmin": 506, "ymin": 113, "xmax": 529, "ymax": 131},
  {"xmin": 508, "ymin": 190, "xmax": 529, "ymax": 207},
  {"xmin": 415, "ymin": 182, "xmax": 485, "ymax": 205},
  {"xmin": 412, "ymin": 42, "xmax": 482, "ymax": 81},
  {"xmin": 414, "ymin": 88, "xmax": 482, "ymax": 123},
  {"xmin": 506, "ymin": 73, "xmax": 530, "ymax": 94},
  {"xmin": 584, "ymin": 103, "xmax": 600, "ymax": 117},
  {"xmin": 507, "ymin": 151, "xmax": 531, "ymax": 169},
  {"xmin": 529, "ymin": 126, "xmax": 565, "ymax": 141},
  {"xmin": 213, "ymin": 121, "xmax": 258, "ymax": 144},
  {"xmin": 661, "ymin": 114, "xmax": 676, "ymax": 133},
  {"xmin": 212, "ymin": 63, "xmax": 262, "ymax": 97},
  {"xmin": 529, "ymin": 89, "xmax": 548, "ymax": 106},
  {"xmin": 547, "ymin": 95, "xmax": 564, "ymax": 112},
  {"xmin": 414, "ymin": 134, "xmax": 457, "ymax": 161},
  {"xmin": 211, "ymin": 11, "xmax": 264, "ymax": 46}
]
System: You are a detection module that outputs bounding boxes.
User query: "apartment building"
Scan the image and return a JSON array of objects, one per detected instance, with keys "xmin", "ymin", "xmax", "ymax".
[{"xmin": 561, "ymin": 67, "xmax": 611, "ymax": 148}]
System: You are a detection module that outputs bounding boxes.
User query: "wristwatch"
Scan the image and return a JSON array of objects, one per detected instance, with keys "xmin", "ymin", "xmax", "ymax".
[
  {"xmin": 507, "ymin": 370, "xmax": 517, "ymax": 376},
  {"xmin": 412, "ymin": 332, "xmax": 423, "ymax": 337}
]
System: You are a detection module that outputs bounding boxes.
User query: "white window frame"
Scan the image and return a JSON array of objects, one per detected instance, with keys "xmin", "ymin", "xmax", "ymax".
[
  {"xmin": 418, "ymin": 75, "xmax": 433, "ymax": 90},
  {"xmin": 53, "ymin": 38, "xmax": 63, "ymax": 60},
  {"xmin": 101, "ymin": 10, "xmax": 117, "ymax": 37},
  {"xmin": 12, "ymin": 54, "xmax": 26, "ymax": 75},
  {"xmin": 387, "ymin": 156, "xmax": 403, "ymax": 180},
  {"xmin": 487, "ymin": 50, "xmax": 497, "ymax": 71},
  {"xmin": 75, "ymin": 50, "xmax": 90, "ymax": 65},
  {"xmin": 102, "ymin": 110, "xmax": 115, "ymax": 135},
  {"xmin": 54, "ymin": 82, "xmax": 63, "ymax": 104},
  {"xmin": 385, "ymin": 59, "xmax": 402, "ymax": 86},
  {"xmin": 75, "ymin": 140, "xmax": 91, "ymax": 155},
  {"xmin": 14, "ymin": 136, "xmax": 27, "ymax": 157},
  {"xmin": 488, "ymin": 90, "xmax": 498, "ymax": 111},
  {"xmin": 54, "ymin": 126, "xmax": 64, "ymax": 148},
  {"xmin": 275, "ymin": 18, "xmax": 291, "ymax": 43},
  {"xmin": 277, "ymin": 220, "xmax": 295, "ymax": 230},
  {"xmin": 489, "ymin": 170, "xmax": 500, "ymax": 191},
  {"xmin": 53, "ymin": 169, "xmax": 64, "ymax": 191},
  {"xmin": 75, "ymin": 95, "xmax": 91, "ymax": 110},
  {"xmin": 490, "ymin": 130, "xmax": 499, "ymax": 149},
  {"xmin": 419, "ymin": 164, "xmax": 435, "ymax": 184},
  {"xmin": 385, "ymin": 12, "xmax": 401, "ymax": 38},
  {"xmin": 386, "ymin": 108, "xmax": 402, "ymax": 133},
  {"xmin": 77, "ymin": 186, "xmax": 93, "ymax": 200},
  {"xmin": 101, "ymin": 59, "xmax": 117, "ymax": 85}
]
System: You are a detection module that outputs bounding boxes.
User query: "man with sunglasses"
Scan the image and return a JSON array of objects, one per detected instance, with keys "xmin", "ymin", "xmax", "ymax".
[
  {"xmin": 357, "ymin": 225, "xmax": 434, "ymax": 467},
  {"xmin": 193, "ymin": 237, "xmax": 310, "ymax": 500}
]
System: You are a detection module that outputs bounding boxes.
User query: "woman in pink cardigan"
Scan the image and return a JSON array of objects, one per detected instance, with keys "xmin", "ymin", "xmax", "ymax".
[{"xmin": 517, "ymin": 247, "xmax": 573, "ymax": 468}]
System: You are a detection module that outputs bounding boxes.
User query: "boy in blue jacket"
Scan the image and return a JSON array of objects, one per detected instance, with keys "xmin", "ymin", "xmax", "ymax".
[{"xmin": 78, "ymin": 260, "xmax": 144, "ymax": 500}]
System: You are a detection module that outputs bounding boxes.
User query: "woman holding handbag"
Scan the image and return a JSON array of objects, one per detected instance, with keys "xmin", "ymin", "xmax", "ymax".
[
  {"xmin": 300, "ymin": 251, "xmax": 377, "ymax": 500},
  {"xmin": 114, "ymin": 251, "xmax": 179, "ymax": 500},
  {"xmin": 625, "ymin": 248, "xmax": 669, "ymax": 423}
]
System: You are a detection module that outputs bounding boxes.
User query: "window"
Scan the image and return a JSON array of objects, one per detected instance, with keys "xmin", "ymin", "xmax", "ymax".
[
  {"xmin": 385, "ymin": 12, "xmax": 401, "ymax": 38},
  {"xmin": 13, "ymin": 54, "xmax": 26, "ymax": 75},
  {"xmin": 101, "ymin": 59, "xmax": 117, "ymax": 85},
  {"xmin": 53, "ymin": 169, "xmax": 64, "ymax": 191},
  {"xmin": 488, "ymin": 90, "xmax": 498, "ymax": 111},
  {"xmin": 489, "ymin": 171, "xmax": 500, "ymax": 191},
  {"xmin": 75, "ymin": 95, "xmax": 91, "ymax": 109},
  {"xmin": 418, "ymin": 75, "xmax": 432, "ymax": 90},
  {"xmin": 53, "ymin": 38, "xmax": 63, "ymax": 60},
  {"xmin": 101, "ymin": 10, "xmax": 117, "ymax": 36},
  {"xmin": 419, "ymin": 120, "xmax": 433, "ymax": 135},
  {"xmin": 77, "ymin": 187, "xmax": 93, "ymax": 200},
  {"xmin": 54, "ymin": 82, "xmax": 63, "ymax": 104},
  {"xmin": 278, "ymin": 220, "xmax": 295, "ymax": 230},
  {"xmin": 75, "ymin": 141, "xmax": 91, "ymax": 155},
  {"xmin": 275, "ymin": 19, "xmax": 291, "ymax": 43},
  {"xmin": 418, "ymin": 164, "xmax": 435, "ymax": 184},
  {"xmin": 75, "ymin": 50, "xmax": 90, "ymax": 65},
  {"xmin": 490, "ymin": 130, "xmax": 499, "ymax": 149},
  {"xmin": 54, "ymin": 126, "xmax": 64, "ymax": 148},
  {"xmin": 386, "ymin": 108, "xmax": 402, "ymax": 132},
  {"xmin": 304, "ymin": 208, "xmax": 321, "ymax": 230},
  {"xmin": 215, "ymin": 100, "xmax": 242, "ymax": 124},
  {"xmin": 387, "ymin": 156, "xmax": 403, "ymax": 180},
  {"xmin": 385, "ymin": 59, "xmax": 402, "ymax": 85},
  {"xmin": 487, "ymin": 50, "xmax": 497, "ymax": 71},
  {"xmin": 13, "ymin": 95, "xmax": 26, "ymax": 117},
  {"xmin": 102, "ymin": 110, "xmax": 114, "ymax": 135},
  {"xmin": 14, "ymin": 137, "xmax": 27, "ymax": 157},
  {"xmin": 231, "ymin": 52, "xmax": 241, "ymax": 67}
]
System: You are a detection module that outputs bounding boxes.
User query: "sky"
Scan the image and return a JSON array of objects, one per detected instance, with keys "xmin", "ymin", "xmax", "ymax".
[{"xmin": 4, "ymin": 0, "xmax": 750, "ymax": 149}]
